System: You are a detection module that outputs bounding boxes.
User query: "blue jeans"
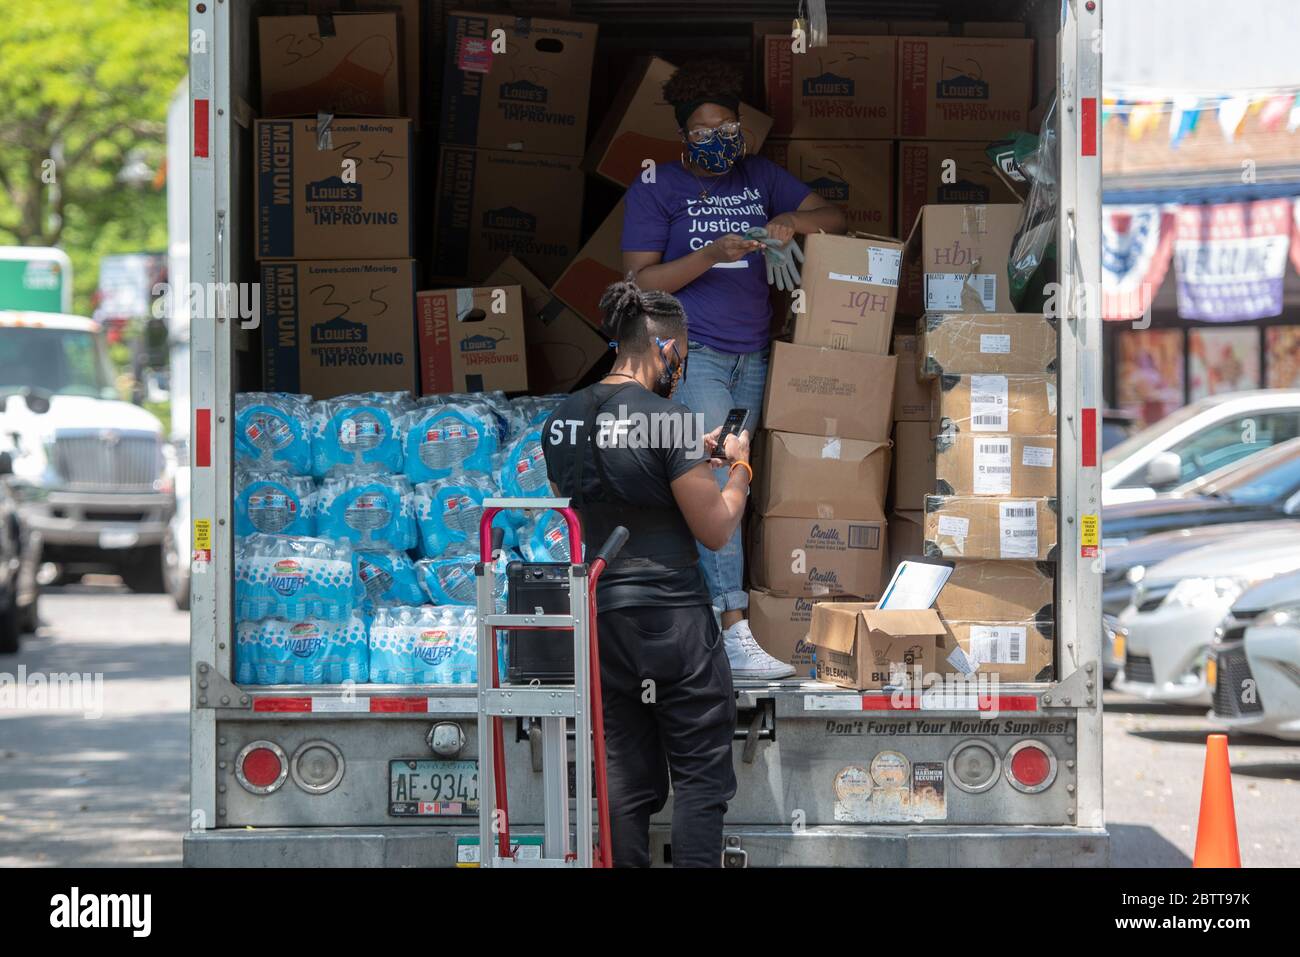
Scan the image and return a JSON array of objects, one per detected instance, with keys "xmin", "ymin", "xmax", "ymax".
[{"xmin": 674, "ymin": 342, "xmax": 769, "ymax": 615}]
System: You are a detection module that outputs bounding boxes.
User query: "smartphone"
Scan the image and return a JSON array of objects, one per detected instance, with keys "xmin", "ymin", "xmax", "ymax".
[{"xmin": 713, "ymin": 408, "xmax": 749, "ymax": 459}]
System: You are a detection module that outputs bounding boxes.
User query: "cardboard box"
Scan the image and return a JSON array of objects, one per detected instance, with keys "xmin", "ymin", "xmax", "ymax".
[
  {"xmin": 919, "ymin": 312, "xmax": 1056, "ymax": 377},
  {"xmin": 897, "ymin": 141, "xmax": 1019, "ymax": 243},
  {"xmin": 748, "ymin": 589, "xmax": 855, "ymax": 676},
  {"xmin": 483, "ymin": 256, "xmax": 607, "ymax": 393},
  {"xmin": 808, "ymin": 602, "xmax": 944, "ymax": 691},
  {"xmin": 932, "ymin": 373, "xmax": 1057, "ymax": 436},
  {"xmin": 901, "ymin": 204, "xmax": 1023, "ymax": 316},
  {"xmin": 261, "ymin": 259, "xmax": 416, "ymax": 399},
  {"xmin": 923, "ymin": 495, "xmax": 1057, "ymax": 561},
  {"xmin": 764, "ymin": 35, "xmax": 897, "ymax": 138},
  {"xmin": 258, "ymin": 14, "xmax": 403, "ymax": 117},
  {"xmin": 892, "ymin": 333, "xmax": 931, "ymax": 421},
  {"xmin": 750, "ymin": 516, "xmax": 886, "ymax": 599},
  {"xmin": 751, "ymin": 21, "xmax": 888, "ymax": 77},
  {"xmin": 935, "ymin": 560, "xmax": 1054, "ymax": 622},
  {"xmin": 939, "ymin": 619, "xmax": 1054, "ymax": 682},
  {"xmin": 255, "ymin": 118, "xmax": 412, "ymax": 261},
  {"xmin": 439, "ymin": 12, "xmax": 598, "ymax": 157},
  {"xmin": 762, "ymin": 139, "xmax": 895, "ymax": 235},
  {"xmin": 792, "ymin": 233, "xmax": 903, "ymax": 355},
  {"xmin": 889, "ymin": 420, "xmax": 935, "ymax": 511},
  {"xmin": 896, "ymin": 37, "xmax": 1034, "ymax": 140},
  {"xmin": 935, "ymin": 433, "xmax": 1057, "ymax": 497},
  {"xmin": 762, "ymin": 341, "xmax": 896, "ymax": 443},
  {"xmin": 881, "ymin": 509, "xmax": 925, "ymax": 593},
  {"xmin": 432, "ymin": 146, "xmax": 584, "ymax": 284},
  {"xmin": 416, "ymin": 285, "xmax": 528, "ymax": 395},
  {"xmin": 754, "ymin": 430, "xmax": 890, "ymax": 521},
  {"xmin": 550, "ymin": 198, "xmax": 624, "ymax": 329},
  {"xmin": 584, "ymin": 57, "xmax": 774, "ymax": 188}
]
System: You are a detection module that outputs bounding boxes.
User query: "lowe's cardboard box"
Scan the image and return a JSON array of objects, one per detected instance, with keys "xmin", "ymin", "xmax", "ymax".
[
  {"xmin": 484, "ymin": 256, "xmax": 606, "ymax": 393},
  {"xmin": 939, "ymin": 619, "xmax": 1054, "ymax": 683},
  {"xmin": 901, "ymin": 204, "xmax": 1022, "ymax": 316},
  {"xmin": 258, "ymin": 14, "xmax": 403, "ymax": 118},
  {"xmin": 764, "ymin": 35, "xmax": 897, "ymax": 138},
  {"xmin": 919, "ymin": 312, "xmax": 1057, "ymax": 377},
  {"xmin": 793, "ymin": 233, "xmax": 903, "ymax": 355},
  {"xmin": 261, "ymin": 259, "xmax": 416, "ymax": 398},
  {"xmin": 896, "ymin": 36, "xmax": 1034, "ymax": 140},
  {"xmin": 923, "ymin": 495, "xmax": 1057, "ymax": 561},
  {"xmin": 550, "ymin": 198, "xmax": 624, "ymax": 330},
  {"xmin": 762, "ymin": 341, "xmax": 896, "ymax": 443},
  {"xmin": 763, "ymin": 139, "xmax": 894, "ymax": 235},
  {"xmin": 432, "ymin": 146, "xmax": 584, "ymax": 285},
  {"xmin": 255, "ymin": 118, "xmax": 412, "ymax": 261},
  {"xmin": 935, "ymin": 560, "xmax": 1054, "ymax": 623},
  {"xmin": 889, "ymin": 420, "xmax": 935, "ymax": 511},
  {"xmin": 808, "ymin": 602, "xmax": 944, "ymax": 691},
  {"xmin": 416, "ymin": 284, "xmax": 528, "ymax": 395},
  {"xmin": 897, "ymin": 141, "xmax": 1019, "ymax": 245},
  {"xmin": 892, "ymin": 332, "xmax": 931, "ymax": 421},
  {"xmin": 749, "ymin": 589, "xmax": 854, "ymax": 676},
  {"xmin": 932, "ymin": 373, "xmax": 1057, "ymax": 436},
  {"xmin": 584, "ymin": 57, "xmax": 774, "ymax": 188},
  {"xmin": 750, "ymin": 516, "xmax": 886, "ymax": 599},
  {"xmin": 754, "ymin": 431, "xmax": 890, "ymax": 522},
  {"xmin": 934, "ymin": 433, "xmax": 1057, "ymax": 497},
  {"xmin": 439, "ymin": 11, "xmax": 598, "ymax": 157}
]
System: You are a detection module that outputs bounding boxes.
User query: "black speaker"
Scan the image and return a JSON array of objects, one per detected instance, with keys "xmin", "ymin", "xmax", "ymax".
[{"xmin": 506, "ymin": 561, "xmax": 575, "ymax": 683}]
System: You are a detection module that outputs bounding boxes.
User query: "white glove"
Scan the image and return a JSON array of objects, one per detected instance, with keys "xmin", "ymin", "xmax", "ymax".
[{"xmin": 745, "ymin": 228, "xmax": 804, "ymax": 291}]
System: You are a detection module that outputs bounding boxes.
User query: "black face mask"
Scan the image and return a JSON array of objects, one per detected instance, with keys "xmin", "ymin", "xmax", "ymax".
[{"xmin": 653, "ymin": 338, "xmax": 685, "ymax": 399}]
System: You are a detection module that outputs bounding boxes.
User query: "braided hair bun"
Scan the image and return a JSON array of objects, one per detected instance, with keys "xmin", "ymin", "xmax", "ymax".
[
  {"xmin": 663, "ymin": 59, "xmax": 744, "ymax": 129},
  {"xmin": 599, "ymin": 275, "xmax": 687, "ymax": 351}
]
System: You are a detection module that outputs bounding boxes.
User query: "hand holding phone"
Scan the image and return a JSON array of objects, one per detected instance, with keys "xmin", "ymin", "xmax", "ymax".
[{"xmin": 709, "ymin": 408, "xmax": 750, "ymax": 465}]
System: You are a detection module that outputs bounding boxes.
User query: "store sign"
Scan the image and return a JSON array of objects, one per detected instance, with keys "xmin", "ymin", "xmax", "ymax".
[
  {"xmin": 1173, "ymin": 199, "xmax": 1291, "ymax": 322},
  {"xmin": 1101, "ymin": 204, "xmax": 1175, "ymax": 321}
]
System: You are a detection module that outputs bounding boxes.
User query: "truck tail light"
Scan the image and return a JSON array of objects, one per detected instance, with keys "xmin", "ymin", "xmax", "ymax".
[
  {"xmin": 291, "ymin": 740, "xmax": 345, "ymax": 794},
  {"xmin": 947, "ymin": 740, "xmax": 1000, "ymax": 793},
  {"xmin": 235, "ymin": 740, "xmax": 288, "ymax": 794},
  {"xmin": 1005, "ymin": 740, "xmax": 1057, "ymax": 794}
]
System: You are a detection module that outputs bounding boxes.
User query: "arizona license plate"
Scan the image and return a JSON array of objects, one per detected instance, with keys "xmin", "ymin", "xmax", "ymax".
[{"xmin": 389, "ymin": 759, "xmax": 478, "ymax": 817}]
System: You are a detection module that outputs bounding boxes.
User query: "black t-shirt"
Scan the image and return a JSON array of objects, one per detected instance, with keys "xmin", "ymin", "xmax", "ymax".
[{"xmin": 542, "ymin": 381, "xmax": 712, "ymax": 610}]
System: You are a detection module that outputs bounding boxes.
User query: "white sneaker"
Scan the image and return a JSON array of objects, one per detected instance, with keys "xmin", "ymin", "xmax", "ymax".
[{"xmin": 724, "ymin": 620, "xmax": 796, "ymax": 680}]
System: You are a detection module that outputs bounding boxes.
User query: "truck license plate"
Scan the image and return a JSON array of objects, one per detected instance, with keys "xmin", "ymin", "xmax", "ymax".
[{"xmin": 389, "ymin": 759, "xmax": 478, "ymax": 817}]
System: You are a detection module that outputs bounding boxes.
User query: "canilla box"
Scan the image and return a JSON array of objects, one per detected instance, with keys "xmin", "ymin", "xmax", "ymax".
[
  {"xmin": 750, "ymin": 515, "xmax": 887, "ymax": 600},
  {"xmin": 762, "ymin": 341, "xmax": 896, "ymax": 443},
  {"xmin": 754, "ymin": 430, "xmax": 890, "ymax": 522},
  {"xmin": 748, "ymin": 589, "xmax": 854, "ymax": 676}
]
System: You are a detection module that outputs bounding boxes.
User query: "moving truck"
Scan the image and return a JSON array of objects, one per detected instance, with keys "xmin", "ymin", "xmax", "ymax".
[{"xmin": 185, "ymin": 0, "xmax": 1106, "ymax": 867}]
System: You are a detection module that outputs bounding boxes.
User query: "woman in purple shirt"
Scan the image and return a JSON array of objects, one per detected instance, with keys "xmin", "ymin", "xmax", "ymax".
[{"xmin": 621, "ymin": 60, "xmax": 847, "ymax": 679}]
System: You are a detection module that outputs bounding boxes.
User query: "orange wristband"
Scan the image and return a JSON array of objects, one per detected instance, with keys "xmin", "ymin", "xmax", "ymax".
[{"xmin": 730, "ymin": 460, "xmax": 753, "ymax": 484}]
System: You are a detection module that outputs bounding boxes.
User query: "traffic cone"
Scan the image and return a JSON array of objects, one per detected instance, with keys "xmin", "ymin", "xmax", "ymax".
[{"xmin": 1192, "ymin": 734, "xmax": 1241, "ymax": 868}]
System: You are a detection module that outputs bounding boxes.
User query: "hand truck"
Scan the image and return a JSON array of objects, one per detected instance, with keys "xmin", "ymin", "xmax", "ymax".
[{"xmin": 475, "ymin": 497, "xmax": 628, "ymax": 868}]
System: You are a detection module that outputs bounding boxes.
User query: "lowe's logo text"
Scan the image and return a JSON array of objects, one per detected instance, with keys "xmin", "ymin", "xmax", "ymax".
[
  {"xmin": 937, "ymin": 74, "xmax": 990, "ymax": 100},
  {"xmin": 483, "ymin": 206, "xmax": 536, "ymax": 232},
  {"xmin": 306, "ymin": 177, "xmax": 362, "ymax": 202},
  {"xmin": 461, "ymin": 334, "xmax": 499, "ymax": 353},
  {"xmin": 311, "ymin": 316, "xmax": 368, "ymax": 345},
  {"xmin": 803, "ymin": 72, "xmax": 854, "ymax": 97},
  {"xmin": 807, "ymin": 176, "xmax": 849, "ymax": 202},
  {"xmin": 500, "ymin": 79, "xmax": 548, "ymax": 104}
]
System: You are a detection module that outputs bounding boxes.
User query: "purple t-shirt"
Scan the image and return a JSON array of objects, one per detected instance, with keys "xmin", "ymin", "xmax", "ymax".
[{"xmin": 621, "ymin": 155, "xmax": 811, "ymax": 354}]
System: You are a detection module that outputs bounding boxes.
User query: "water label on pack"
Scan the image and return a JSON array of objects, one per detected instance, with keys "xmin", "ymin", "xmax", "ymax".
[
  {"xmin": 1023, "ymin": 445, "xmax": 1054, "ymax": 468},
  {"xmin": 979, "ymin": 333, "xmax": 1011, "ymax": 354},
  {"xmin": 968, "ymin": 625, "xmax": 1027, "ymax": 665},
  {"xmin": 340, "ymin": 412, "xmax": 384, "ymax": 451},
  {"xmin": 937, "ymin": 515, "xmax": 970, "ymax": 539},
  {"xmin": 346, "ymin": 492, "xmax": 393, "ymax": 532},
  {"xmin": 442, "ymin": 493, "xmax": 483, "ymax": 535},
  {"xmin": 248, "ymin": 490, "xmax": 297, "ymax": 533},
  {"xmin": 357, "ymin": 557, "xmax": 395, "ymax": 602},
  {"xmin": 269, "ymin": 558, "xmax": 306, "ymax": 597},
  {"xmin": 969, "ymin": 374, "xmax": 1009, "ymax": 431},
  {"xmin": 999, "ymin": 501, "xmax": 1038, "ymax": 559},
  {"xmin": 867, "ymin": 247, "xmax": 902, "ymax": 287},
  {"xmin": 246, "ymin": 413, "xmax": 293, "ymax": 452},
  {"xmin": 420, "ymin": 423, "xmax": 480, "ymax": 471},
  {"xmin": 973, "ymin": 438, "xmax": 1012, "ymax": 495},
  {"xmin": 925, "ymin": 273, "xmax": 964, "ymax": 310}
]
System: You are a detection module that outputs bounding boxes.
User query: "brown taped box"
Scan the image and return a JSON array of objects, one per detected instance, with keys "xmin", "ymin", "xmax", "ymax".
[
  {"xmin": 254, "ymin": 118, "xmax": 412, "ymax": 261},
  {"xmin": 889, "ymin": 420, "xmax": 936, "ymax": 511},
  {"xmin": 584, "ymin": 57, "xmax": 774, "ymax": 188},
  {"xmin": 896, "ymin": 141, "xmax": 1021, "ymax": 244},
  {"xmin": 415, "ymin": 285, "xmax": 529, "ymax": 395},
  {"xmin": 751, "ymin": 21, "xmax": 888, "ymax": 76},
  {"xmin": 900, "ymin": 204, "xmax": 1023, "ymax": 316},
  {"xmin": 762, "ymin": 341, "xmax": 896, "ymax": 443},
  {"xmin": 748, "ymin": 589, "xmax": 855, "ymax": 677},
  {"xmin": 483, "ymin": 256, "xmax": 607, "ymax": 393},
  {"xmin": 892, "ymin": 333, "xmax": 931, "ymax": 421},
  {"xmin": 935, "ymin": 559, "xmax": 1054, "ymax": 622},
  {"xmin": 762, "ymin": 139, "xmax": 895, "ymax": 236},
  {"xmin": 792, "ymin": 233, "xmax": 903, "ymax": 355},
  {"xmin": 808, "ymin": 602, "xmax": 944, "ymax": 691},
  {"xmin": 919, "ymin": 313, "xmax": 1056, "ymax": 377},
  {"xmin": 260, "ymin": 259, "xmax": 416, "ymax": 399},
  {"xmin": 896, "ymin": 36, "xmax": 1034, "ymax": 140},
  {"xmin": 880, "ymin": 509, "xmax": 925, "ymax": 593},
  {"xmin": 439, "ymin": 12, "xmax": 597, "ymax": 157},
  {"xmin": 754, "ymin": 430, "xmax": 890, "ymax": 522},
  {"xmin": 939, "ymin": 619, "xmax": 1054, "ymax": 683},
  {"xmin": 764, "ymin": 35, "xmax": 897, "ymax": 138},
  {"xmin": 749, "ymin": 515, "xmax": 886, "ymax": 600},
  {"xmin": 932, "ymin": 373, "xmax": 1057, "ymax": 436},
  {"xmin": 258, "ymin": 14, "xmax": 403, "ymax": 118},
  {"xmin": 431, "ymin": 146, "xmax": 584, "ymax": 285},
  {"xmin": 923, "ymin": 495, "xmax": 1058, "ymax": 561},
  {"xmin": 550, "ymin": 198, "xmax": 624, "ymax": 330},
  {"xmin": 935, "ymin": 433, "xmax": 1057, "ymax": 497}
]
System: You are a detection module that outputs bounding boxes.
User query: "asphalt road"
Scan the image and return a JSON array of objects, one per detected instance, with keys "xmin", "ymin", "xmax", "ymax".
[{"xmin": 1, "ymin": 586, "xmax": 1296, "ymax": 867}]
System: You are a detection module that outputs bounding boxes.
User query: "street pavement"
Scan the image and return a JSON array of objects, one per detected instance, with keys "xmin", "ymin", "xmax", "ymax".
[{"xmin": 0, "ymin": 585, "xmax": 1296, "ymax": 866}]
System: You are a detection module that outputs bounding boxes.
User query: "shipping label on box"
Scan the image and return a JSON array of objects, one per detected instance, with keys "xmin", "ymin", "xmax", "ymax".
[
  {"xmin": 932, "ymin": 373, "xmax": 1057, "ymax": 436},
  {"xmin": 762, "ymin": 341, "xmax": 896, "ymax": 443},
  {"xmin": 920, "ymin": 312, "xmax": 1057, "ymax": 377},
  {"xmin": 939, "ymin": 619, "xmax": 1054, "ymax": 683},
  {"xmin": 749, "ymin": 589, "xmax": 854, "ymax": 676},
  {"xmin": 889, "ymin": 420, "xmax": 936, "ymax": 511},
  {"xmin": 896, "ymin": 37, "xmax": 1033, "ymax": 140},
  {"xmin": 258, "ymin": 14, "xmax": 403, "ymax": 117},
  {"xmin": 754, "ymin": 430, "xmax": 890, "ymax": 521},
  {"xmin": 416, "ymin": 285, "xmax": 529, "ymax": 395},
  {"xmin": 935, "ymin": 433, "xmax": 1057, "ymax": 497},
  {"xmin": 585, "ymin": 57, "xmax": 774, "ymax": 188},
  {"xmin": 261, "ymin": 259, "xmax": 417, "ymax": 399},
  {"xmin": 935, "ymin": 560, "xmax": 1054, "ymax": 622},
  {"xmin": 763, "ymin": 139, "xmax": 895, "ymax": 235},
  {"xmin": 897, "ymin": 141, "xmax": 1019, "ymax": 243},
  {"xmin": 440, "ymin": 12, "xmax": 598, "ymax": 157},
  {"xmin": 433, "ymin": 146, "xmax": 584, "ymax": 285},
  {"xmin": 901, "ymin": 204, "xmax": 1023, "ymax": 316},
  {"xmin": 550, "ymin": 198, "xmax": 625, "ymax": 329},
  {"xmin": 892, "ymin": 332, "xmax": 931, "ymax": 421},
  {"xmin": 793, "ymin": 233, "xmax": 903, "ymax": 355},
  {"xmin": 923, "ymin": 495, "xmax": 1057, "ymax": 561},
  {"xmin": 750, "ymin": 515, "xmax": 887, "ymax": 599},
  {"xmin": 808, "ymin": 602, "xmax": 943, "ymax": 691},
  {"xmin": 764, "ymin": 36, "xmax": 897, "ymax": 138},
  {"xmin": 255, "ymin": 118, "xmax": 412, "ymax": 261}
]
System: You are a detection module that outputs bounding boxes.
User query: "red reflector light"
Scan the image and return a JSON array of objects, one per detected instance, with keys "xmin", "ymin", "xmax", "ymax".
[
  {"xmin": 1005, "ymin": 740, "xmax": 1058, "ymax": 794},
  {"xmin": 242, "ymin": 748, "xmax": 283, "ymax": 788}
]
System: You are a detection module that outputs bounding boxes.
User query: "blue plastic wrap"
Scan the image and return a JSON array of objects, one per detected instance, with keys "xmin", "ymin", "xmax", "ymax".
[
  {"xmin": 234, "ymin": 471, "xmax": 316, "ymax": 538},
  {"xmin": 235, "ymin": 534, "xmax": 353, "ymax": 623},
  {"xmin": 234, "ymin": 393, "xmax": 313, "ymax": 475},
  {"xmin": 368, "ymin": 605, "xmax": 479, "ymax": 685},
  {"xmin": 316, "ymin": 473, "xmax": 417, "ymax": 551},
  {"xmin": 310, "ymin": 392, "xmax": 414, "ymax": 478},
  {"xmin": 400, "ymin": 401, "xmax": 501, "ymax": 485},
  {"xmin": 352, "ymin": 549, "xmax": 426, "ymax": 614},
  {"xmin": 235, "ymin": 611, "xmax": 370, "ymax": 685}
]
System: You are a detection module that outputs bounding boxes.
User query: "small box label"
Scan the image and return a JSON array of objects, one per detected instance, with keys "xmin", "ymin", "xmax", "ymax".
[{"xmin": 998, "ymin": 501, "xmax": 1038, "ymax": 559}]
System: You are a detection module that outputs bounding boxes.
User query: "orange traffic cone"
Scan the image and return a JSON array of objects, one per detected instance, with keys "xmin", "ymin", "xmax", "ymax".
[{"xmin": 1192, "ymin": 734, "xmax": 1241, "ymax": 868}]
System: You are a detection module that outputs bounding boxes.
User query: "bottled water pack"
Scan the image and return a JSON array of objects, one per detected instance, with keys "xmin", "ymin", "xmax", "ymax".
[
  {"xmin": 520, "ymin": 510, "xmax": 581, "ymax": 563},
  {"xmin": 234, "ymin": 471, "xmax": 316, "ymax": 537},
  {"xmin": 401, "ymin": 401, "xmax": 501, "ymax": 485},
  {"xmin": 353, "ymin": 549, "xmax": 425, "ymax": 614},
  {"xmin": 236, "ymin": 612, "xmax": 370, "ymax": 685},
  {"xmin": 235, "ymin": 534, "xmax": 353, "ymax": 623},
  {"xmin": 368, "ymin": 605, "xmax": 479, "ymax": 684},
  {"xmin": 414, "ymin": 474, "xmax": 504, "ymax": 558},
  {"xmin": 311, "ymin": 392, "xmax": 414, "ymax": 478},
  {"xmin": 317, "ymin": 473, "xmax": 417, "ymax": 551},
  {"xmin": 417, "ymin": 549, "xmax": 507, "ymax": 609},
  {"xmin": 235, "ymin": 393, "xmax": 313, "ymax": 475},
  {"xmin": 498, "ymin": 427, "xmax": 550, "ymax": 499}
]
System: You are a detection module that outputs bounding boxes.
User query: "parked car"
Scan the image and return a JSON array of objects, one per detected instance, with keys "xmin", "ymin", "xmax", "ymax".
[
  {"xmin": 1102, "ymin": 390, "xmax": 1300, "ymax": 505},
  {"xmin": 1101, "ymin": 409, "xmax": 1137, "ymax": 453},
  {"xmin": 0, "ymin": 449, "xmax": 41, "ymax": 653},
  {"xmin": 1114, "ymin": 525, "xmax": 1300, "ymax": 704},
  {"xmin": 1102, "ymin": 613, "xmax": 1125, "ymax": 686},
  {"xmin": 1208, "ymin": 570, "xmax": 1300, "ymax": 741}
]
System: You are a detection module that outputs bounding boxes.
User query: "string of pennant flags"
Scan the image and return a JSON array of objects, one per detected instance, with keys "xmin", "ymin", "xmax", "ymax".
[{"xmin": 1102, "ymin": 90, "xmax": 1300, "ymax": 146}]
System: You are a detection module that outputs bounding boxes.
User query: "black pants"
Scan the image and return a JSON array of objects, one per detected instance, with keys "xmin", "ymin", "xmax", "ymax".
[{"xmin": 597, "ymin": 604, "xmax": 737, "ymax": 868}]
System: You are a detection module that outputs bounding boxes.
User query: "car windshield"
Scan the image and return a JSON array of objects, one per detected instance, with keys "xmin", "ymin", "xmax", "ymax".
[
  {"xmin": 0, "ymin": 326, "xmax": 117, "ymax": 399},
  {"xmin": 1200, "ymin": 445, "xmax": 1300, "ymax": 504},
  {"xmin": 1101, "ymin": 401, "xmax": 1214, "ymax": 469}
]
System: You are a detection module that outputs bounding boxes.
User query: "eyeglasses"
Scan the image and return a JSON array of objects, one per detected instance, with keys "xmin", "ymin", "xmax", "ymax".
[{"xmin": 685, "ymin": 120, "xmax": 742, "ymax": 145}]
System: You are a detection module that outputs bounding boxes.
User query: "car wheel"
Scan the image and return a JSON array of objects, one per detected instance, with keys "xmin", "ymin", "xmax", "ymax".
[
  {"xmin": 0, "ymin": 597, "xmax": 19, "ymax": 655},
  {"xmin": 18, "ymin": 594, "xmax": 39, "ymax": 635},
  {"xmin": 121, "ymin": 546, "xmax": 166, "ymax": 594}
]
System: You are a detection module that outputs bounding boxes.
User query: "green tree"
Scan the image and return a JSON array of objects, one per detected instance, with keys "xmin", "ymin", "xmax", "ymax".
[{"xmin": 0, "ymin": 0, "xmax": 187, "ymax": 315}]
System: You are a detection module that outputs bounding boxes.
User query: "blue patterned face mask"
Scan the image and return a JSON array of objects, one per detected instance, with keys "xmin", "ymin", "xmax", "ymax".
[{"xmin": 686, "ymin": 130, "xmax": 746, "ymax": 174}]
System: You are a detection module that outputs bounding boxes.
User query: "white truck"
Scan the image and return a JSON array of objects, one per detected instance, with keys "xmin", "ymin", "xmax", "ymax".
[{"xmin": 185, "ymin": 0, "xmax": 1106, "ymax": 867}]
